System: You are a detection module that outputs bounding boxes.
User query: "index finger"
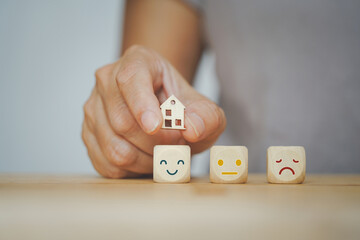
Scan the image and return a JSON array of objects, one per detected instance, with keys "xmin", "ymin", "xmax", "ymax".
[{"xmin": 116, "ymin": 46, "xmax": 164, "ymax": 135}]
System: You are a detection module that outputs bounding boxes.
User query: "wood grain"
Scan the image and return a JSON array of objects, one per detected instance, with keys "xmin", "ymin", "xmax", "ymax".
[{"xmin": 1, "ymin": 174, "xmax": 359, "ymax": 240}]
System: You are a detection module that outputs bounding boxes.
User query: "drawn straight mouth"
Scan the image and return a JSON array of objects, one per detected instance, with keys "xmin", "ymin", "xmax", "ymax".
[
  {"xmin": 222, "ymin": 172, "xmax": 238, "ymax": 175},
  {"xmin": 166, "ymin": 170, "xmax": 178, "ymax": 175},
  {"xmin": 279, "ymin": 167, "xmax": 295, "ymax": 175}
]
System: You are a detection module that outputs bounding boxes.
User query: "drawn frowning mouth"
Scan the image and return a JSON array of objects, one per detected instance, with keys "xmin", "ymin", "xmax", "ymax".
[
  {"xmin": 166, "ymin": 170, "xmax": 178, "ymax": 175},
  {"xmin": 279, "ymin": 167, "xmax": 295, "ymax": 175}
]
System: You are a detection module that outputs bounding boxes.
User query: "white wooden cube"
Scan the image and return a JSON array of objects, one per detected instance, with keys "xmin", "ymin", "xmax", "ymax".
[
  {"xmin": 210, "ymin": 146, "xmax": 248, "ymax": 184},
  {"xmin": 267, "ymin": 146, "xmax": 306, "ymax": 184},
  {"xmin": 153, "ymin": 145, "xmax": 191, "ymax": 183}
]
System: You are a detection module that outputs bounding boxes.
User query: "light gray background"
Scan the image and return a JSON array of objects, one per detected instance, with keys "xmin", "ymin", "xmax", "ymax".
[
  {"xmin": 0, "ymin": 0, "xmax": 217, "ymax": 175},
  {"xmin": 3, "ymin": 0, "xmax": 358, "ymax": 175}
]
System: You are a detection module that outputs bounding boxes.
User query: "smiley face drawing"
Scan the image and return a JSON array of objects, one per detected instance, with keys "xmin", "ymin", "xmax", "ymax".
[
  {"xmin": 210, "ymin": 146, "xmax": 248, "ymax": 184},
  {"xmin": 160, "ymin": 159, "xmax": 184, "ymax": 176},
  {"xmin": 153, "ymin": 145, "xmax": 191, "ymax": 183},
  {"xmin": 267, "ymin": 146, "xmax": 306, "ymax": 184}
]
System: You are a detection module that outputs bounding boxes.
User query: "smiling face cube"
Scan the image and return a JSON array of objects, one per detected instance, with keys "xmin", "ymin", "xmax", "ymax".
[
  {"xmin": 153, "ymin": 145, "xmax": 191, "ymax": 183},
  {"xmin": 210, "ymin": 146, "xmax": 248, "ymax": 184},
  {"xmin": 267, "ymin": 146, "xmax": 306, "ymax": 184}
]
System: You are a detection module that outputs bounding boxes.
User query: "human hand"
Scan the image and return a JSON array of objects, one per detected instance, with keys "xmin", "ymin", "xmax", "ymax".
[{"xmin": 82, "ymin": 45, "xmax": 226, "ymax": 178}]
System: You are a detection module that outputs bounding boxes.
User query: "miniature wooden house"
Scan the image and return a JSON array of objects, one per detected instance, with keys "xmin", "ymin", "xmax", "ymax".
[{"xmin": 160, "ymin": 95, "xmax": 185, "ymax": 130}]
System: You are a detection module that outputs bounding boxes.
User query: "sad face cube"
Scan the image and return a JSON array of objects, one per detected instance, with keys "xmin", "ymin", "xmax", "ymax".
[
  {"xmin": 210, "ymin": 146, "xmax": 248, "ymax": 184},
  {"xmin": 267, "ymin": 146, "xmax": 306, "ymax": 184},
  {"xmin": 153, "ymin": 145, "xmax": 191, "ymax": 183}
]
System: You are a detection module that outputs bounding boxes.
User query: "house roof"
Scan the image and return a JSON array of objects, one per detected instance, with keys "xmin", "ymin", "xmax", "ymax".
[{"xmin": 160, "ymin": 95, "xmax": 185, "ymax": 108}]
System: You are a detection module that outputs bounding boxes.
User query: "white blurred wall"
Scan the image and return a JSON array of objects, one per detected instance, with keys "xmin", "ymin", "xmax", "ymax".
[
  {"xmin": 0, "ymin": 0, "xmax": 123, "ymax": 173},
  {"xmin": 0, "ymin": 0, "xmax": 218, "ymax": 175}
]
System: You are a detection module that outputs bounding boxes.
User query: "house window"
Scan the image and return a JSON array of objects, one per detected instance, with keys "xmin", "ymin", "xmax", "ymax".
[
  {"xmin": 171, "ymin": 100, "xmax": 176, "ymax": 105},
  {"xmin": 166, "ymin": 109, "xmax": 171, "ymax": 116},
  {"xmin": 165, "ymin": 119, "xmax": 172, "ymax": 127},
  {"xmin": 175, "ymin": 119, "xmax": 181, "ymax": 126}
]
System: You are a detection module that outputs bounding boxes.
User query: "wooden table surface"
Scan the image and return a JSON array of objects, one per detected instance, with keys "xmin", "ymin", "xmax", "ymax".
[{"xmin": 1, "ymin": 174, "xmax": 360, "ymax": 240}]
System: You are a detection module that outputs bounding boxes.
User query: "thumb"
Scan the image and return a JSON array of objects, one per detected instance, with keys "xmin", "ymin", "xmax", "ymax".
[{"xmin": 181, "ymin": 91, "xmax": 226, "ymax": 143}]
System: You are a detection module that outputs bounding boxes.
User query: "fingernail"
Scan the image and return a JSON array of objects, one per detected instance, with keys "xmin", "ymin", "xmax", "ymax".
[
  {"xmin": 187, "ymin": 112, "xmax": 205, "ymax": 137},
  {"xmin": 141, "ymin": 111, "xmax": 160, "ymax": 133}
]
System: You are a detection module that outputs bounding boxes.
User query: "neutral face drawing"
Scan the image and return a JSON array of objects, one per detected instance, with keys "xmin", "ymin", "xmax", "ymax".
[
  {"xmin": 216, "ymin": 157, "xmax": 242, "ymax": 177},
  {"xmin": 210, "ymin": 146, "xmax": 248, "ymax": 184}
]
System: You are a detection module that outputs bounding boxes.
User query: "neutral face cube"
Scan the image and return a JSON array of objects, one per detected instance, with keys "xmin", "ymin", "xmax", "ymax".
[
  {"xmin": 153, "ymin": 145, "xmax": 191, "ymax": 183},
  {"xmin": 210, "ymin": 146, "xmax": 248, "ymax": 184},
  {"xmin": 267, "ymin": 146, "xmax": 306, "ymax": 184}
]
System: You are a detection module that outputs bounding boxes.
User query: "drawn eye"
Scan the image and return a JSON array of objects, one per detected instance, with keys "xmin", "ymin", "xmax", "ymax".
[
  {"xmin": 276, "ymin": 159, "xmax": 282, "ymax": 163},
  {"xmin": 160, "ymin": 160, "xmax": 167, "ymax": 165},
  {"xmin": 177, "ymin": 160, "xmax": 184, "ymax": 165},
  {"xmin": 218, "ymin": 159, "xmax": 223, "ymax": 166},
  {"xmin": 293, "ymin": 159, "xmax": 299, "ymax": 163},
  {"xmin": 236, "ymin": 159, "xmax": 241, "ymax": 166}
]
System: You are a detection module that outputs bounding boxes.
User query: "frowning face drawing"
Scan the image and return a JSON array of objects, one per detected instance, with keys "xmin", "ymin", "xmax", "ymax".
[{"xmin": 267, "ymin": 146, "xmax": 306, "ymax": 184}]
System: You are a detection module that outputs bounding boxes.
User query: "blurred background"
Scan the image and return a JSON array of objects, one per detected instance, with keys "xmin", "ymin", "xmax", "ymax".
[
  {"xmin": 0, "ymin": 0, "xmax": 218, "ymax": 176},
  {"xmin": 2, "ymin": 0, "xmax": 360, "ymax": 176}
]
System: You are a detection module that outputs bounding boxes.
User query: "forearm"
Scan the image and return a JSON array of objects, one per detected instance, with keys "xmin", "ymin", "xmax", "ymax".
[{"xmin": 122, "ymin": 0, "xmax": 203, "ymax": 82}]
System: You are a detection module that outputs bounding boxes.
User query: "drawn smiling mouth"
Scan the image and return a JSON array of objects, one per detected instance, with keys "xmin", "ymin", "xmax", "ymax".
[
  {"xmin": 279, "ymin": 167, "xmax": 295, "ymax": 175},
  {"xmin": 166, "ymin": 170, "xmax": 178, "ymax": 175}
]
